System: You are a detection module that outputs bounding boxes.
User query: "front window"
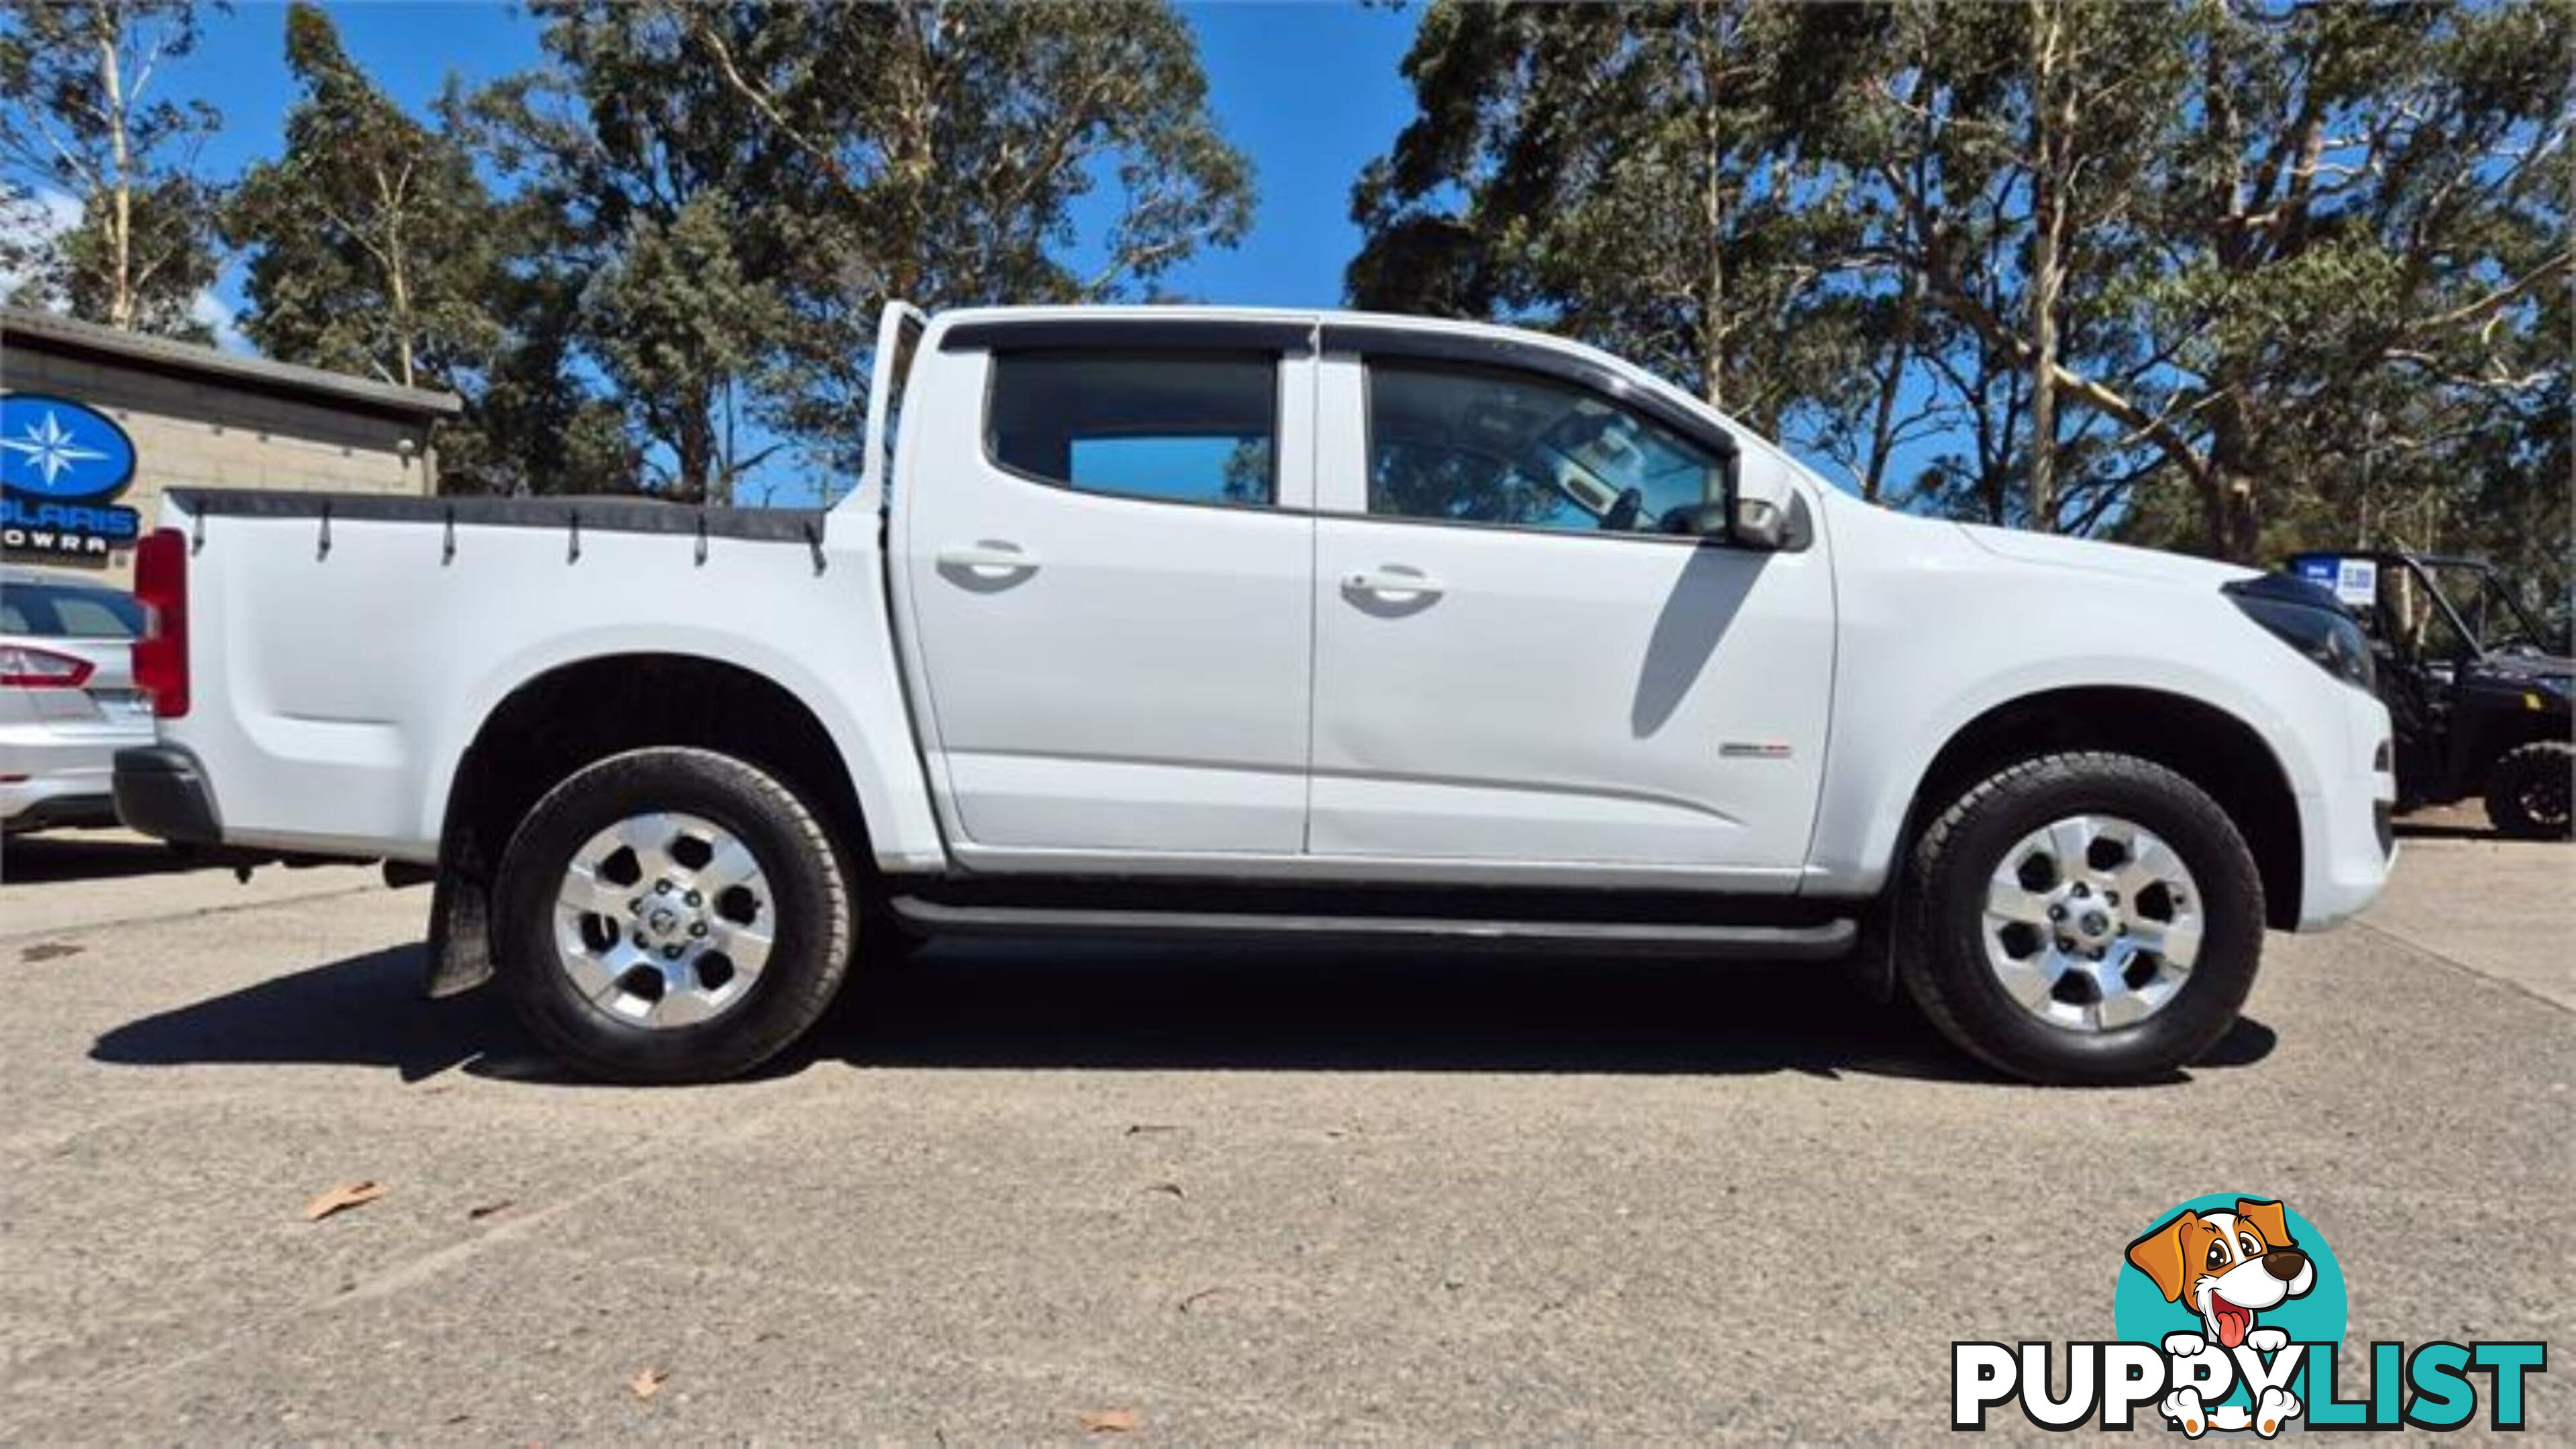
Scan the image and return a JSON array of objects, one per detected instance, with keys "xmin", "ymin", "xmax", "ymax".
[
  {"xmin": 1364, "ymin": 361, "xmax": 1728, "ymax": 536},
  {"xmin": 2420, "ymin": 562, "xmax": 2557, "ymax": 655},
  {"xmin": 987, "ymin": 352, "xmax": 1277, "ymax": 508}
]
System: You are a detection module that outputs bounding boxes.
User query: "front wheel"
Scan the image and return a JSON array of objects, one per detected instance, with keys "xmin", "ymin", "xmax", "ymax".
[
  {"xmin": 1898, "ymin": 751, "xmax": 2265, "ymax": 1085},
  {"xmin": 494, "ymin": 747, "xmax": 854, "ymax": 1083},
  {"xmin": 2483, "ymin": 740, "xmax": 2573, "ymax": 841}
]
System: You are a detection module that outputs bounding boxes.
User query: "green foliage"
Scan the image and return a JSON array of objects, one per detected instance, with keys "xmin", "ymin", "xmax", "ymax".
[
  {"xmin": 1, "ymin": 0, "xmax": 225, "ymax": 337},
  {"xmin": 672, "ymin": 0, "xmax": 1256, "ymax": 480},
  {"xmin": 1350, "ymin": 2, "xmax": 1847, "ymax": 433},
  {"xmin": 225, "ymin": 3, "xmax": 500, "ymax": 387},
  {"xmin": 217, "ymin": 3, "xmax": 629, "ymax": 496},
  {"xmin": 466, "ymin": 0, "xmax": 1252, "ymax": 500},
  {"xmin": 1357, "ymin": 0, "xmax": 2570, "ymax": 585}
]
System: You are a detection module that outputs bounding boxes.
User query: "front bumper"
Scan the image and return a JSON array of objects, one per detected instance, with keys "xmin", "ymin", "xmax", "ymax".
[
  {"xmin": 111, "ymin": 745, "xmax": 224, "ymax": 846},
  {"xmin": 2294, "ymin": 690, "xmax": 2398, "ymax": 930}
]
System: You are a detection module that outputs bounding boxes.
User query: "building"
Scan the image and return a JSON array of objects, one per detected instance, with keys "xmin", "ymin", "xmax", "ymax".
[{"xmin": 1, "ymin": 307, "xmax": 461, "ymax": 585}]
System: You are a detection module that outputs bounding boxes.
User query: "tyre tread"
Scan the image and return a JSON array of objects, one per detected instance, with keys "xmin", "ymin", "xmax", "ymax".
[
  {"xmin": 2484, "ymin": 739, "xmax": 2573, "ymax": 840},
  {"xmin": 1898, "ymin": 750, "xmax": 2262, "ymax": 1084},
  {"xmin": 499, "ymin": 746, "xmax": 853, "ymax": 1083}
]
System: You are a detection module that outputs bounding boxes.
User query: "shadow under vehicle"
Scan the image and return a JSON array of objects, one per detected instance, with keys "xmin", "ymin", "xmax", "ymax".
[{"xmin": 2290, "ymin": 551, "xmax": 2571, "ymax": 839}]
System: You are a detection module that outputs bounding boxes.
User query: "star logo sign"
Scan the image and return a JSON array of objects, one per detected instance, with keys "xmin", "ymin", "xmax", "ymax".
[{"xmin": 2, "ymin": 408, "xmax": 111, "ymax": 488}]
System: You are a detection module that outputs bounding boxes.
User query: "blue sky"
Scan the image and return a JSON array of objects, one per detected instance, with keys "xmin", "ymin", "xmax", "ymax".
[
  {"xmin": 169, "ymin": 2, "xmax": 1421, "ymax": 338},
  {"xmin": 144, "ymin": 3, "xmax": 1941, "ymax": 506},
  {"xmin": 148, "ymin": 2, "xmax": 1429, "ymax": 504}
]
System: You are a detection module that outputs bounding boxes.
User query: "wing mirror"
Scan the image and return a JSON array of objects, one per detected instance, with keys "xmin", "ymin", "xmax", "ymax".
[
  {"xmin": 1727, "ymin": 451, "xmax": 1799, "ymax": 550},
  {"xmin": 1731, "ymin": 496, "xmax": 1789, "ymax": 550}
]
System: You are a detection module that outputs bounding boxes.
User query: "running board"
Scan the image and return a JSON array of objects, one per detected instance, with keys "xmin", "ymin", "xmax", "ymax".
[{"xmin": 884, "ymin": 897, "xmax": 1857, "ymax": 961}]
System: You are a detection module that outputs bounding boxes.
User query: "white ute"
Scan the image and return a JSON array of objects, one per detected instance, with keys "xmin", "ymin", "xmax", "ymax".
[{"xmin": 113, "ymin": 304, "xmax": 2396, "ymax": 1084}]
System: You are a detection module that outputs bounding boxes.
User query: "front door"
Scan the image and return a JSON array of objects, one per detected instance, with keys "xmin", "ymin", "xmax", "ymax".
[
  {"xmin": 1307, "ymin": 347, "xmax": 1835, "ymax": 879},
  {"xmin": 897, "ymin": 323, "xmax": 1318, "ymax": 857}
]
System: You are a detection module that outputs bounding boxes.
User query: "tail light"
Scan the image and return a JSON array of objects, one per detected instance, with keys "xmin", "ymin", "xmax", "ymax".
[
  {"xmin": 133, "ymin": 527, "xmax": 190, "ymax": 718},
  {"xmin": 0, "ymin": 644, "xmax": 94, "ymax": 689}
]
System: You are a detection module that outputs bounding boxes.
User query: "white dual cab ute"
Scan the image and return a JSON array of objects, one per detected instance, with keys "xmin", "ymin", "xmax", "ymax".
[{"xmin": 113, "ymin": 304, "xmax": 2396, "ymax": 1085}]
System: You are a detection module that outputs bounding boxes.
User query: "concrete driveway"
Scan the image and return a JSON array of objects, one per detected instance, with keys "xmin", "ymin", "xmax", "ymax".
[{"xmin": 0, "ymin": 826, "xmax": 2567, "ymax": 1441}]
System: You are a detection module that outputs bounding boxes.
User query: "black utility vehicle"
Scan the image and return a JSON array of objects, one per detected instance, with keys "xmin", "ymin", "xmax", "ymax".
[{"xmin": 2289, "ymin": 551, "xmax": 2570, "ymax": 839}]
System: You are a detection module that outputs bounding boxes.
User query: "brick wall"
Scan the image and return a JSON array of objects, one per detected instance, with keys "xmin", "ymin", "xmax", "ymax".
[{"xmin": 3, "ymin": 345, "xmax": 438, "ymax": 586}]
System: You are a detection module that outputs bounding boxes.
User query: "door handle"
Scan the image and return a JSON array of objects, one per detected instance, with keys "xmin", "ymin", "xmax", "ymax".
[
  {"xmin": 1342, "ymin": 566, "xmax": 1442, "ymax": 599},
  {"xmin": 936, "ymin": 541, "xmax": 1040, "ymax": 577}
]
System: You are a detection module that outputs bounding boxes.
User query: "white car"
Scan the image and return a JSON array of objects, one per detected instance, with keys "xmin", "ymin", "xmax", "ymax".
[
  {"xmin": 2, "ymin": 566, "xmax": 152, "ymax": 833},
  {"xmin": 111, "ymin": 305, "xmax": 2394, "ymax": 1084}
]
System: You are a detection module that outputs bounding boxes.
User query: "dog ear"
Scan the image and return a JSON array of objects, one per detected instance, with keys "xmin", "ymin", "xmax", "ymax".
[
  {"xmin": 2127, "ymin": 1210, "xmax": 2201, "ymax": 1301},
  {"xmin": 2235, "ymin": 1199, "xmax": 2293, "ymax": 1250}
]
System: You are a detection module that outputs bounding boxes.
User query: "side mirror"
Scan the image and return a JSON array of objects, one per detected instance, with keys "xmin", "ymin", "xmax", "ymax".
[
  {"xmin": 1731, "ymin": 496, "xmax": 1788, "ymax": 550},
  {"xmin": 1729, "ymin": 449, "xmax": 1799, "ymax": 550}
]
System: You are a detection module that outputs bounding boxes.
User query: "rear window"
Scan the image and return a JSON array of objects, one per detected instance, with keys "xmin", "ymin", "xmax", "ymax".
[
  {"xmin": 986, "ymin": 352, "xmax": 1277, "ymax": 507},
  {"xmin": 0, "ymin": 579, "xmax": 144, "ymax": 639}
]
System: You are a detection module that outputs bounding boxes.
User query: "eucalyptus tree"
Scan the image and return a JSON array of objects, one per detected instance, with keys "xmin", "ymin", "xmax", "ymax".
[
  {"xmin": 674, "ymin": 0, "xmax": 1254, "ymax": 476},
  {"xmin": 466, "ymin": 1, "xmax": 1250, "ymax": 500},
  {"xmin": 0, "ymin": 0, "xmax": 223, "ymax": 336},
  {"xmin": 227, "ymin": 3, "xmax": 502, "ymax": 389},
  {"xmin": 1843, "ymin": 0, "xmax": 2569, "ymax": 560},
  {"xmin": 1348, "ymin": 1, "xmax": 1866, "ymax": 443}
]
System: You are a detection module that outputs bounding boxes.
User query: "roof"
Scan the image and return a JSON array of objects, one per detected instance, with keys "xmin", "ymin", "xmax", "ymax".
[
  {"xmin": 924, "ymin": 302, "xmax": 1760, "ymax": 461},
  {"xmin": 1, "ymin": 306, "xmax": 464, "ymax": 421}
]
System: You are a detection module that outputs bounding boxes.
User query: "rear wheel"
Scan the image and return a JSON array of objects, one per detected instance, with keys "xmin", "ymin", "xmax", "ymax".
[
  {"xmin": 495, "ymin": 747, "xmax": 853, "ymax": 1083},
  {"xmin": 1898, "ymin": 751, "xmax": 2265, "ymax": 1084},
  {"xmin": 2483, "ymin": 741, "xmax": 2572, "ymax": 840}
]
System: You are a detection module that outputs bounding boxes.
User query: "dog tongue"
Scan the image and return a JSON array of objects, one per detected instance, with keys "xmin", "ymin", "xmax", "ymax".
[{"xmin": 2212, "ymin": 1297, "xmax": 2251, "ymax": 1349}]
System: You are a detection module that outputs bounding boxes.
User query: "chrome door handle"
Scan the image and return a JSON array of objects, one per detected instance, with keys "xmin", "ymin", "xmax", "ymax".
[
  {"xmin": 1342, "ymin": 566, "xmax": 1442, "ymax": 598},
  {"xmin": 936, "ymin": 541, "xmax": 1040, "ymax": 576}
]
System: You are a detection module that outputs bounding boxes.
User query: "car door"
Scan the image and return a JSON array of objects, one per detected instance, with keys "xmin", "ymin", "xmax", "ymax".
[
  {"xmin": 896, "ymin": 317, "xmax": 1319, "ymax": 860},
  {"xmin": 1306, "ymin": 334, "xmax": 1835, "ymax": 881}
]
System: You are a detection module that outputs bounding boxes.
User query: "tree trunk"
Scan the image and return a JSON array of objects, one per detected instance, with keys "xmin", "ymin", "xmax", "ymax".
[
  {"xmin": 97, "ymin": 12, "xmax": 135, "ymax": 331},
  {"xmin": 2200, "ymin": 396, "xmax": 2265, "ymax": 563},
  {"xmin": 387, "ymin": 233, "xmax": 416, "ymax": 388},
  {"xmin": 1861, "ymin": 274, "xmax": 1919, "ymax": 503},
  {"xmin": 2202, "ymin": 466, "xmax": 2264, "ymax": 564},
  {"xmin": 1690, "ymin": 5, "xmax": 1728, "ymax": 411},
  {"xmin": 384, "ymin": 168, "xmax": 417, "ymax": 388},
  {"xmin": 1699, "ymin": 142, "xmax": 1727, "ymax": 410},
  {"xmin": 2024, "ymin": 0, "xmax": 2073, "ymax": 534},
  {"xmin": 672, "ymin": 404, "xmax": 716, "ymax": 505}
]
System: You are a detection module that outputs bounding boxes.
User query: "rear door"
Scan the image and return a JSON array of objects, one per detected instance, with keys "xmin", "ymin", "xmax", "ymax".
[{"xmin": 894, "ymin": 317, "xmax": 1319, "ymax": 859}]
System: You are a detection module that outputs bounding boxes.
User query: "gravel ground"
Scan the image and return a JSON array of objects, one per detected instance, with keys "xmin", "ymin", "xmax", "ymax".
[{"xmin": 0, "ymin": 821, "xmax": 2566, "ymax": 1442}]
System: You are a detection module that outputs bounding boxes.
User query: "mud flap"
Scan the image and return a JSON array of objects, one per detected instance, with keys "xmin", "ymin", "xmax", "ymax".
[
  {"xmin": 1850, "ymin": 896, "xmax": 1900, "ymax": 1004},
  {"xmin": 423, "ymin": 869, "xmax": 497, "ymax": 999}
]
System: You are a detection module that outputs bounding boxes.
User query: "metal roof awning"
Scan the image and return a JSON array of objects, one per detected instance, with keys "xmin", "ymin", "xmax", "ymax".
[{"xmin": 1, "ymin": 306, "xmax": 464, "ymax": 423}]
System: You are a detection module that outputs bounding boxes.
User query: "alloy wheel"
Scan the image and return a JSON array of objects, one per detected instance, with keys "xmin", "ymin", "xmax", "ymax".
[{"xmin": 1979, "ymin": 812, "xmax": 2202, "ymax": 1033}]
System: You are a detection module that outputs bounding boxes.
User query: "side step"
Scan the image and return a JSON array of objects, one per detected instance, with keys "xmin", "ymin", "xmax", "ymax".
[{"xmin": 885, "ymin": 896, "xmax": 1857, "ymax": 961}]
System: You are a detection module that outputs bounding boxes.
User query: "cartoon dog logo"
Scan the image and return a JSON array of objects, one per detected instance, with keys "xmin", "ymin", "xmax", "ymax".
[{"xmin": 2127, "ymin": 1197, "xmax": 2316, "ymax": 1436}]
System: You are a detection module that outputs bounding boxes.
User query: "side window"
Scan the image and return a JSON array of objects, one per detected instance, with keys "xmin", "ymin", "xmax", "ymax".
[
  {"xmin": 987, "ymin": 351, "xmax": 1277, "ymax": 507},
  {"xmin": 1364, "ymin": 361, "xmax": 1728, "ymax": 536}
]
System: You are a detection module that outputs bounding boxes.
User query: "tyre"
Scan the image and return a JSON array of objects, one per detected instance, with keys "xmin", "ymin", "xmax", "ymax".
[
  {"xmin": 2483, "ymin": 740, "xmax": 2573, "ymax": 841},
  {"xmin": 1898, "ymin": 751, "xmax": 2265, "ymax": 1085},
  {"xmin": 494, "ymin": 747, "xmax": 854, "ymax": 1084}
]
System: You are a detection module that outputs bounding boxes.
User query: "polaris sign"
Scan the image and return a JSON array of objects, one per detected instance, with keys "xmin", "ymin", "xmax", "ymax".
[{"xmin": 0, "ymin": 393, "xmax": 143, "ymax": 559}]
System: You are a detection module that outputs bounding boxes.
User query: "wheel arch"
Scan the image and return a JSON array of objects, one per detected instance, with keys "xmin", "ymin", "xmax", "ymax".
[
  {"xmin": 437, "ymin": 653, "xmax": 875, "ymax": 891},
  {"xmin": 1893, "ymin": 686, "xmax": 2306, "ymax": 930}
]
